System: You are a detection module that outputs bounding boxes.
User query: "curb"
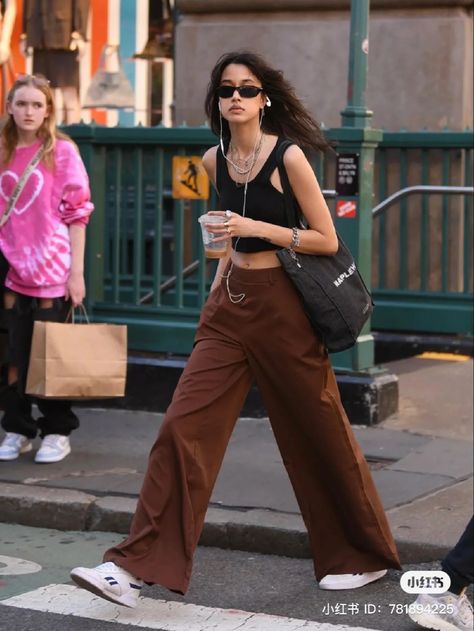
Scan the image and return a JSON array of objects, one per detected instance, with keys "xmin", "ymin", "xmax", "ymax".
[
  {"xmin": 0, "ymin": 482, "xmax": 453, "ymax": 565},
  {"xmin": 86, "ymin": 356, "xmax": 399, "ymax": 425}
]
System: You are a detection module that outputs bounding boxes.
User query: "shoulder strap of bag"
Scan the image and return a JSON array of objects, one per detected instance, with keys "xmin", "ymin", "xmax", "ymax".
[
  {"xmin": 0, "ymin": 144, "xmax": 45, "ymax": 228},
  {"xmin": 275, "ymin": 140, "xmax": 301, "ymax": 228}
]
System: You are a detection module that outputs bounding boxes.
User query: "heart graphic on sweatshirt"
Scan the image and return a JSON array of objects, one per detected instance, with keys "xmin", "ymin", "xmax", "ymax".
[{"xmin": 0, "ymin": 169, "xmax": 44, "ymax": 216}]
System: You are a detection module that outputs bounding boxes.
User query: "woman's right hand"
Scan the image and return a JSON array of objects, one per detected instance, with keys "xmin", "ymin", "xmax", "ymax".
[
  {"xmin": 66, "ymin": 271, "xmax": 86, "ymax": 307},
  {"xmin": 206, "ymin": 210, "xmax": 258, "ymax": 242}
]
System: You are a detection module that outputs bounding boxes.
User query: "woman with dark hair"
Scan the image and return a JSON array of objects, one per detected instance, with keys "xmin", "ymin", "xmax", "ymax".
[
  {"xmin": 204, "ymin": 50, "xmax": 328, "ymax": 152},
  {"xmin": 71, "ymin": 50, "xmax": 401, "ymax": 609}
]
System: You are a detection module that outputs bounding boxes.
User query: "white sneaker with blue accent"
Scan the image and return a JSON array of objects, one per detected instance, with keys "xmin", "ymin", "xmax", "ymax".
[
  {"xmin": 35, "ymin": 434, "xmax": 71, "ymax": 463},
  {"xmin": 70, "ymin": 561, "xmax": 143, "ymax": 608},
  {"xmin": 0, "ymin": 432, "xmax": 32, "ymax": 461},
  {"xmin": 319, "ymin": 569, "xmax": 388, "ymax": 590}
]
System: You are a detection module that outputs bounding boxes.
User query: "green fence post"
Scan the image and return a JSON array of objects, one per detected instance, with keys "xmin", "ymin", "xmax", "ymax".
[
  {"xmin": 325, "ymin": 1, "xmax": 398, "ymax": 424},
  {"xmin": 331, "ymin": 0, "xmax": 381, "ymax": 372}
]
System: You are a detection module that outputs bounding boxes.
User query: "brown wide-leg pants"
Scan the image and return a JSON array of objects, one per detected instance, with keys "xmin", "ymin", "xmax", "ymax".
[{"xmin": 104, "ymin": 263, "xmax": 401, "ymax": 594}]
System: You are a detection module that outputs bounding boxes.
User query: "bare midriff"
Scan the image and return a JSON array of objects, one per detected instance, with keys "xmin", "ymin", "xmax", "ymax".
[{"xmin": 231, "ymin": 249, "xmax": 281, "ymax": 269}]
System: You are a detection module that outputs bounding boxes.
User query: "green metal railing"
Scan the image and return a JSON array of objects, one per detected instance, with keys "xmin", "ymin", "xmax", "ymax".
[
  {"xmin": 67, "ymin": 124, "xmax": 473, "ymax": 354},
  {"xmin": 71, "ymin": 124, "xmax": 216, "ymax": 353},
  {"xmin": 371, "ymin": 131, "xmax": 473, "ymax": 335}
]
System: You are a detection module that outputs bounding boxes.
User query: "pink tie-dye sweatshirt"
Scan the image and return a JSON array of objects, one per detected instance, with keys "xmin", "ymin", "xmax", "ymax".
[{"xmin": 0, "ymin": 138, "xmax": 94, "ymax": 298}]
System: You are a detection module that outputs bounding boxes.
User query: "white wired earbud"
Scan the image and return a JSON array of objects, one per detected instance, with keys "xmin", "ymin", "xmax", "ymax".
[
  {"xmin": 219, "ymin": 103, "xmax": 225, "ymax": 155},
  {"xmin": 265, "ymin": 96, "xmax": 271, "ymax": 107}
]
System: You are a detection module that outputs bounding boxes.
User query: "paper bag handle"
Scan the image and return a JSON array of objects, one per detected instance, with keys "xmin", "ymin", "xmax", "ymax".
[{"xmin": 66, "ymin": 303, "xmax": 90, "ymax": 324}]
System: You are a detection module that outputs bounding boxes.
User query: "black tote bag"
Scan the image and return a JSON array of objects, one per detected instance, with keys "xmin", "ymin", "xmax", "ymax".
[{"xmin": 275, "ymin": 141, "xmax": 374, "ymax": 353}]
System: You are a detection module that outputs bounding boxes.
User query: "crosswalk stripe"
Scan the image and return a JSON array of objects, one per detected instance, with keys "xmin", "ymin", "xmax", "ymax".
[
  {"xmin": 0, "ymin": 554, "xmax": 42, "ymax": 576},
  {"xmin": 1, "ymin": 583, "xmax": 381, "ymax": 631}
]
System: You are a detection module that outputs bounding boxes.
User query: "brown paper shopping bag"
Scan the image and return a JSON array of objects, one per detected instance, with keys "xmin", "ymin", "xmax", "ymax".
[{"xmin": 26, "ymin": 319, "xmax": 127, "ymax": 399}]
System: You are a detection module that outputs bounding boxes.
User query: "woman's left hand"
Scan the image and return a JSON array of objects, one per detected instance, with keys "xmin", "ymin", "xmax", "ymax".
[
  {"xmin": 66, "ymin": 271, "xmax": 86, "ymax": 307},
  {"xmin": 206, "ymin": 210, "xmax": 257, "ymax": 242}
]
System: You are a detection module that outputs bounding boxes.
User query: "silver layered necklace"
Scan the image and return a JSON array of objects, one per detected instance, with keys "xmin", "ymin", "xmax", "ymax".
[
  {"xmin": 224, "ymin": 134, "xmax": 265, "ymax": 304},
  {"xmin": 224, "ymin": 131, "xmax": 263, "ymax": 176},
  {"xmin": 226, "ymin": 133, "xmax": 264, "ymax": 176}
]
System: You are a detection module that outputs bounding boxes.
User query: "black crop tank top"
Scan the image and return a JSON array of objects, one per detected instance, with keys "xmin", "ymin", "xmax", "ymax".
[{"xmin": 215, "ymin": 136, "xmax": 290, "ymax": 253}]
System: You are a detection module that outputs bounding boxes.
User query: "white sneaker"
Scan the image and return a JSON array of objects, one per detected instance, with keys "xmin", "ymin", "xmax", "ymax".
[
  {"xmin": 71, "ymin": 561, "xmax": 143, "ymax": 608},
  {"xmin": 409, "ymin": 592, "xmax": 473, "ymax": 631},
  {"xmin": 0, "ymin": 432, "xmax": 32, "ymax": 461},
  {"xmin": 319, "ymin": 569, "xmax": 388, "ymax": 590},
  {"xmin": 35, "ymin": 434, "xmax": 71, "ymax": 463}
]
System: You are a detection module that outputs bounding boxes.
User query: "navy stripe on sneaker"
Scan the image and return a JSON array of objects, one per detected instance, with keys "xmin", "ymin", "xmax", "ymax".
[
  {"xmin": 129, "ymin": 583, "xmax": 142, "ymax": 590},
  {"xmin": 105, "ymin": 577, "xmax": 119, "ymax": 585}
]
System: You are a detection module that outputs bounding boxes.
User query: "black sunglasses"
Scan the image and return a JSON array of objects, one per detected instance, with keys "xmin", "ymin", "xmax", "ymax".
[{"xmin": 217, "ymin": 85, "xmax": 263, "ymax": 99}]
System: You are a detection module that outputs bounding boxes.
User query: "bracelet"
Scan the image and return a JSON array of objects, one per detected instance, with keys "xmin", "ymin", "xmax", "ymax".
[{"xmin": 290, "ymin": 227, "xmax": 300, "ymax": 249}]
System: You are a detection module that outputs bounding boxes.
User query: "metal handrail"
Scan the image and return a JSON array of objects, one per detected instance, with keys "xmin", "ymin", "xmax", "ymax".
[
  {"xmin": 372, "ymin": 185, "xmax": 474, "ymax": 217},
  {"xmin": 138, "ymin": 186, "xmax": 472, "ymax": 301},
  {"xmin": 139, "ymin": 260, "xmax": 200, "ymax": 303}
]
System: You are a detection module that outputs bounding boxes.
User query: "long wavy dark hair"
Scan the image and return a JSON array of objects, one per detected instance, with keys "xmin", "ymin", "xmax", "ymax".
[{"xmin": 204, "ymin": 51, "xmax": 329, "ymax": 153}]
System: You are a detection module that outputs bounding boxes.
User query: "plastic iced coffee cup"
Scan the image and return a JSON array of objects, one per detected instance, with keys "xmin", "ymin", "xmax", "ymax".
[{"xmin": 198, "ymin": 213, "xmax": 228, "ymax": 259}]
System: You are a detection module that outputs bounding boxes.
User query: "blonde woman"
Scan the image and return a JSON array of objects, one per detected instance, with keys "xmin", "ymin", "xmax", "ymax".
[{"xmin": 0, "ymin": 74, "xmax": 93, "ymax": 463}]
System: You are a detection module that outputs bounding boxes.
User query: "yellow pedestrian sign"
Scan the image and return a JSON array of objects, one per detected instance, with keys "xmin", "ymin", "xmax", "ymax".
[{"xmin": 172, "ymin": 156, "xmax": 209, "ymax": 200}]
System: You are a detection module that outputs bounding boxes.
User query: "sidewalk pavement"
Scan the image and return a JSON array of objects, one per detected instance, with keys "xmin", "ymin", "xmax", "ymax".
[{"xmin": 0, "ymin": 355, "xmax": 472, "ymax": 565}]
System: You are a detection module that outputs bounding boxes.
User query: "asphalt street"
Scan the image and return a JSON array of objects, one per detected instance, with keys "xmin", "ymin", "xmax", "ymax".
[
  {"xmin": 0, "ymin": 355, "xmax": 472, "ymax": 630},
  {"xmin": 2, "ymin": 523, "xmax": 470, "ymax": 631}
]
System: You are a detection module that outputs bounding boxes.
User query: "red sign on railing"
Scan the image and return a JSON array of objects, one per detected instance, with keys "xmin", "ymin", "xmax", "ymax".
[{"xmin": 336, "ymin": 199, "xmax": 357, "ymax": 218}]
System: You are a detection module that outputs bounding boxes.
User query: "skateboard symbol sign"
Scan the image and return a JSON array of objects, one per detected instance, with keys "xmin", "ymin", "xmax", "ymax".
[{"xmin": 172, "ymin": 156, "xmax": 210, "ymax": 200}]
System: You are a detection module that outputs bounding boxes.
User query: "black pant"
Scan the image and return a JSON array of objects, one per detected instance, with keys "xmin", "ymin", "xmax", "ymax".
[
  {"xmin": 442, "ymin": 516, "xmax": 474, "ymax": 594},
  {"xmin": 0, "ymin": 277, "xmax": 79, "ymax": 439}
]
